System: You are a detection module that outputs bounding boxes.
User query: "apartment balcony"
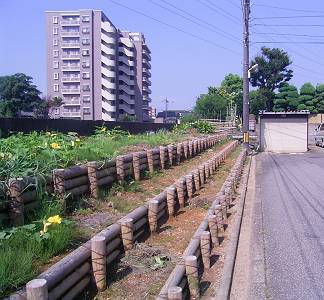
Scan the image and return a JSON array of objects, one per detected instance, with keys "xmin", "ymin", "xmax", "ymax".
[
  {"xmin": 101, "ymin": 33, "xmax": 115, "ymax": 46},
  {"xmin": 61, "ymin": 111, "xmax": 81, "ymax": 118},
  {"xmin": 61, "ymin": 31, "xmax": 80, "ymax": 37},
  {"xmin": 119, "ymin": 74, "xmax": 135, "ymax": 85},
  {"xmin": 102, "ymin": 89, "xmax": 117, "ymax": 101},
  {"xmin": 62, "ymin": 53, "xmax": 80, "ymax": 59},
  {"xmin": 142, "ymin": 59, "xmax": 151, "ymax": 68},
  {"xmin": 102, "ymin": 100, "xmax": 116, "ymax": 113},
  {"xmin": 119, "ymin": 64, "xmax": 134, "ymax": 76},
  {"xmin": 61, "ymin": 19, "xmax": 80, "ymax": 26},
  {"xmin": 62, "ymin": 88, "xmax": 81, "ymax": 94},
  {"xmin": 119, "ymin": 46, "xmax": 134, "ymax": 58},
  {"xmin": 63, "ymin": 101, "xmax": 81, "ymax": 106},
  {"xmin": 143, "ymin": 68, "xmax": 151, "ymax": 77},
  {"xmin": 142, "ymin": 49, "xmax": 151, "ymax": 60},
  {"xmin": 119, "ymin": 103, "xmax": 135, "ymax": 115},
  {"xmin": 119, "ymin": 84, "xmax": 135, "ymax": 95},
  {"xmin": 101, "ymin": 21, "xmax": 116, "ymax": 34},
  {"xmin": 61, "ymin": 42, "xmax": 80, "ymax": 48},
  {"xmin": 101, "ymin": 43, "xmax": 116, "ymax": 56},
  {"xmin": 119, "ymin": 55, "xmax": 134, "ymax": 67},
  {"xmin": 143, "ymin": 43, "xmax": 151, "ymax": 54},
  {"xmin": 143, "ymin": 86, "xmax": 152, "ymax": 94},
  {"xmin": 120, "ymin": 37, "xmax": 133, "ymax": 48},
  {"xmin": 62, "ymin": 65, "xmax": 80, "ymax": 71},
  {"xmin": 143, "ymin": 77, "xmax": 151, "ymax": 86},
  {"xmin": 61, "ymin": 76, "xmax": 80, "ymax": 82}
]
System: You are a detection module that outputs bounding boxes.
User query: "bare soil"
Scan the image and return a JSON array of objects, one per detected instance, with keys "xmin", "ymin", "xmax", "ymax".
[{"xmin": 95, "ymin": 147, "xmax": 243, "ymax": 300}]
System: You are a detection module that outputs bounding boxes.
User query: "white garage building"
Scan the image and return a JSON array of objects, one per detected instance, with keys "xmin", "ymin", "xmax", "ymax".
[{"xmin": 259, "ymin": 111, "xmax": 309, "ymax": 153}]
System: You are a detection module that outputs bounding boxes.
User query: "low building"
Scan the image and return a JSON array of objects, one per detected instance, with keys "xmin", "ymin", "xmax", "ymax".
[{"xmin": 259, "ymin": 111, "xmax": 309, "ymax": 153}]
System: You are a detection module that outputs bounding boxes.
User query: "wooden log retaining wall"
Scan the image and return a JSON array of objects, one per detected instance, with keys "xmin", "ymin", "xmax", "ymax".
[
  {"xmin": 156, "ymin": 148, "xmax": 247, "ymax": 300},
  {"xmin": 12, "ymin": 138, "xmax": 238, "ymax": 300}
]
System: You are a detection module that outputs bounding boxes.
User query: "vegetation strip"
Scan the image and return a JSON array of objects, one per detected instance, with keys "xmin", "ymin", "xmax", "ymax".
[
  {"xmin": 156, "ymin": 149, "xmax": 247, "ymax": 299},
  {"xmin": 10, "ymin": 140, "xmax": 238, "ymax": 300}
]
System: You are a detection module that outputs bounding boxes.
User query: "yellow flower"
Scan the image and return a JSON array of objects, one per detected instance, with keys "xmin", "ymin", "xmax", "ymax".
[
  {"xmin": 100, "ymin": 127, "xmax": 107, "ymax": 132},
  {"xmin": 45, "ymin": 132, "xmax": 51, "ymax": 136},
  {"xmin": 50, "ymin": 133, "xmax": 57, "ymax": 137},
  {"xmin": 50, "ymin": 142, "xmax": 61, "ymax": 149},
  {"xmin": 71, "ymin": 141, "xmax": 75, "ymax": 147},
  {"xmin": 47, "ymin": 215, "xmax": 62, "ymax": 224},
  {"xmin": 75, "ymin": 138, "xmax": 81, "ymax": 142}
]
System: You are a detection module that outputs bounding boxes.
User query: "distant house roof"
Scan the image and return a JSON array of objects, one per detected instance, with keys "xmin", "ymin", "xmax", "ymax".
[{"xmin": 259, "ymin": 110, "xmax": 310, "ymax": 115}]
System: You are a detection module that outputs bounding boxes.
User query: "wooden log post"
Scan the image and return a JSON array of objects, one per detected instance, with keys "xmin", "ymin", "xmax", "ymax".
[
  {"xmin": 219, "ymin": 195, "xmax": 228, "ymax": 220},
  {"xmin": 8, "ymin": 178, "xmax": 25, "ymax": 226},
  {"xmin": 132, "ymin": 152, "xmax": 141, "ymax": 181},
  {"xmin": 91, "ymin": 235, "xmax": 107, "ymax": 291},
  {"xmin": 185, "ymin": 174, "xmax": 194, "ymax": 201},
  {"xmin": 148, "ymin": 199, "xmax": 159, "ymax": 232},
  {"xmin": 183, "ymin": 141, "xmax": 189, "ymax": 159},
  {"xmin": 193, "ymin": 169, "xmax": 200, "ymax": 191},
  {"xmin": 87, "ymin": 162, "xmax": 99, "ymax": 199},
  {"xmin": 201, "ymin": 231, "xmax": 211, "ymax": 270},
  {"xmin": 185, "ymin": 255, "xmax": 200, "ymax": 299},
  {"xmin": 198, "ymin": 165, "xmax": 205, "ymax": 185},
  {"xmin": 208, "ymin": 215, "xmax": 219, "ymax": 246},
  {"xmin": 167, "ymin": 145, "xmax": 174, "ymax": 166},
  {"xmin": 214, "ymin": 205, "xmax": 224, "ymax": 235},
  {"xmin": 147, "ymin": 149, "xmax": 154, "ymax": 174},
  {"xmin": 176, "ymin": 178, "xmax": 185, "ymax": 208},
  {"xmin": 188, "ymin": 141, "xmax": 193, "ymax": 158},
  {"xmin": 208, "ymin": 161, "xmax": 213, "ymax": 175},
  {"xmin": 204, "ymin": 163, "xmax": 210, "ymax": 179},
  {"xmin": 26, "ymin": 279, "xmax": 48, "ymax": 300},
  {"xmin": 193, "ymin": 140, "xmax": 197, "ymax": 156},
  {"xmin": 168, "ymin": 286, "xmax": 183, "ymax": 300},
  {"xmin": 167, "ymin": 186, "xmax": 176, "ymax": 217},
  {"xmin": 176, "ymin": 143, "xmax": 182, "ymax": 165},
  {"xmin": 116, "ymin": 156, "xmax": 125, "ymax": 183},
  {"xmin": 53, "ymin": 168, "xmax": 65, "ymax": 196},
  {"xmin": 121, "ymin": 218, "xmax": 134, "ymax": 254},
  {"xmin": 160, "ymin": 146, "xmax": 166, "ymax": 170}
]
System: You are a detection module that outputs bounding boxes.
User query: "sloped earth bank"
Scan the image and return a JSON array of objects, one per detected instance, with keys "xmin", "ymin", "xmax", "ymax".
[{"xmin": 95, "ymin": 147, "xmax": 243, "ymax": 300}]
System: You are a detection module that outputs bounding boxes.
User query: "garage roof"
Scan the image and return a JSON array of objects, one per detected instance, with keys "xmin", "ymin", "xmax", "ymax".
[{"xmin": 259, "ymin": 110, "xmax": 310, "ymax": 116}]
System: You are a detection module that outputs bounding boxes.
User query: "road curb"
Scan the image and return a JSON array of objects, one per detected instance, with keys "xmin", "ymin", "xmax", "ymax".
[{"xmin": 215, "ymin": 155, "xmax": 253, "ymax": 300}]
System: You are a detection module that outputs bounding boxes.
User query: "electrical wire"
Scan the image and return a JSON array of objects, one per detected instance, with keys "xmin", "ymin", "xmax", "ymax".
[
  {"xmin": 254, "ymin": 41, "xmax": 324, "ymax": 44},
  {"xmin": 147, "ymin": 0, "xmax": 241, "ymax": 44},
  {"xmin": 253, "ymin": 24, "xmax": 324, "ymax": 27},
  {"xmin": 106, "ymin": 0, "xmax": 241, "ymax": 55},
  {"xmin": 253, "ymin": 4, "xmax": 324, "ymax": 14},
  {"xmin": 253, "ymin": 32, "xmax": 324, "ymax": 38},
  {"xmin": 253, "ymin": 15, "xmax": 324, "ymax": 20}
]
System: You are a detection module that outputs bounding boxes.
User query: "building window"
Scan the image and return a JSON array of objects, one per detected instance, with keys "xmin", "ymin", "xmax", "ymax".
[
  {"xmin": 53, "ymin": 61, "xmax": 59, "ymax": 69},
  {"xmin": 53, "ymin": 50, "xmax": 59, "ymax": 57},
  {"xmin": 83, "ymin": 95, "xmax": 90, "ymax": 102},
  {"xmin": 82, "ymin": 38, "xmax": 90, "ymax": 45},
  {"xmin": 82, "ymin": 15, "xmax": 90, "ymax": 22},
  {"xmin": 82, "ymin": 84, "xmax": 90, "ymax": 91},
  {"xmin": 53, "ymin": 16, "xmax": 59, "ymax": 24},
  {"xmin": 53, "ymin": 39, "xmax": 58, "ymax": 46},
  {"xmin": 82, "ymin": 27, "xmax": 90, "ymax": 34},
  {"xmin": 82, "ymin": 49, "xmax": 90, "ymax": 56},
  {"xmin": 53, "ymin": 73, "xmax": 59, "ymax": 80},
  {"xmin": 54, "ymin": 108, "xmax": 60, "ymax": 114},
  {"xmin": 53, "ymin": 84, "xmax": 59, "ymax": 92},
  {"xmin": 82, "ymin": 72, "xmax": 90, "ymax": 79},
  {"xmin": 82, "ymin": 61, "xmax": 90, "ymax": 68},
  {"xmin": 53, "ymin": 27, "xmax": 58, "ymax": 35},
  {"xmin": 83, "ymin": 107, "xmax": 91, "ymax": 114}
]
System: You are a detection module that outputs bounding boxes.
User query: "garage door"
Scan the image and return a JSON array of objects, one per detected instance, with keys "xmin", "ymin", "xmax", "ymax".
[{"xmin": 260, "ymin": 118, "xmax": 308, "ymax": 153}]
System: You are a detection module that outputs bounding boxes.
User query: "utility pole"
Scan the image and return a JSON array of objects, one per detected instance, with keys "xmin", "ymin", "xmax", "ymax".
[
  {"xmin": 242, "ymin": 0, "xmax": 250, "ymax": 150},
  {"xmin": 163, "ymin": 98, "xmax": 169, "ymax": 123}
]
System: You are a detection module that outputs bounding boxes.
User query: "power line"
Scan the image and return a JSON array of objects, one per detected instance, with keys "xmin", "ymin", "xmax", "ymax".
[
  {"xmin": 196, "ymin": 0, "xmax": 241, "ymax": 26},
  {"xmin": 227, "ymin": 0, "xmax": 242, "ymax": 11},
  {"xmin": 253, "ymin": 15, "xmax": 324, "ymax": 20},
  {"xmin": 253, "ymin": 32, "xmax": 324, "ymax": 38},
  {"xmin": 147, "ymin": 0, "xmax": 241, "ymax": 44},
  {"xmin": 253, "ymin": 23, "xmax": 324, "ymax": 27},
  {"xmin": 204, "ymin": 0, "xmax": 241, "ymax": 22},
  {"xmin": 106, "ymin": 0, "xmax": 241, "ymax": 55},
  {"xmin": 254, "ymin": 41, "xmax": 324, "ymax": 44},
  {"xmin": 253, "ymin": 4, "xmax": 324, "ymax": 14}
]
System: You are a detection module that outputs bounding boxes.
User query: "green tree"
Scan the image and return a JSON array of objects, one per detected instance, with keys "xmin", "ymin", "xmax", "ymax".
[
  {"xmin": 218, "ymin": 73, "xmax": 243, "ymax": 116},
  {"xmin": 0, "ymin": 73, "xmax": 41, "ymax": 117},
  {"xmin": 194, "ymin": 87, "xmax": 227, "ymax": 119},
  {"xmin": 298, "ymin": 82, "xmax": 316, "ymax": 112},
  {"xmin": 273, "ymin": 83, "xmax": 299, "ymax": 112},
  {"xmin": 315, "ymin": 84, "xmax": 324, "ymax": 113},
  {"xmin": 250, "ymin": 47, "xmax": 293, "ymax": 111},
  {"xmin": 249, "ymin": 90, "xmax": 267, "ymax": 116},
  {"xmin": 34, "ymin": 96, "xmax": 63, "ymax": 118}
]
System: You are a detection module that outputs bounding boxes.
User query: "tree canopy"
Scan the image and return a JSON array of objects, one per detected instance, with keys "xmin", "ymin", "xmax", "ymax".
[
  {"xmin": 250, "ymin": 47, "xmax": 293, "ymax": 111},
  {"xmin": 0, "ymin": 73, "xmax": 41, "ymax": 117},
  {"xmin": 273, "ymin": 83, "xmax": 299, "ymax": 112}
]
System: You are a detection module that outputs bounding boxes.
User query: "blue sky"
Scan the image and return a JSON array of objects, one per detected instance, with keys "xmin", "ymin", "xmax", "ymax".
[{"xmin": 0, "ymin": 0, "xmax": 323, "ymax": 111}]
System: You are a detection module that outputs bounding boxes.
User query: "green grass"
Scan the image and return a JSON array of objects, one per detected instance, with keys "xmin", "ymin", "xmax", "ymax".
[
  {"xmin": 0, "ymin": 221, "xmax": 73, "ymax": 297},
  {"xmin": 0, "ymin": 128, "xmax": 186, "ymax": 180}
]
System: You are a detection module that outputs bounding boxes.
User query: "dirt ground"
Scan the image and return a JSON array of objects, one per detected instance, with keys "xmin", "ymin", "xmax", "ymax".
[
  {"xmin": 71, "ymin": 140, "xmax": 232, "ymax": 240},
  {"xmin": 95, "ymin": 147, "xmax": 243, "ymax": 300}
]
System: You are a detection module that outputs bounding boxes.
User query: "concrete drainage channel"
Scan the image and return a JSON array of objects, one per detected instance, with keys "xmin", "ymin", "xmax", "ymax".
[
  {"xmin": 10, "ymin": 140, "xmax": 239, "ymax": 300},
  {"xmin": 157, "ymin": 149, "xmax": 249, "ymax": 300}
]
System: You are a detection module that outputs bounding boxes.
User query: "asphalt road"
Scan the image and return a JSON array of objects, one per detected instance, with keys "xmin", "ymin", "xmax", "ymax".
[{"xmin": 254, "ymin": 150, "xmax": 324, "ymax": 299}]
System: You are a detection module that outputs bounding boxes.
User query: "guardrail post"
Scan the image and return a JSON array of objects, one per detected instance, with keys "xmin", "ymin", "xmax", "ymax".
[
  {"xmin": 148, "ymin": 199, "xmax": 159, "ymax": 232},
  {"xmin": 201, "ymin": 231, "xmax": 211, "ymax": 270},
  {"xmin": 185, "ymin": 255, "xmax": 200, "ymax": 299},
  {"xmin": 26, "ymin": 279, "xmax": 48, "ymax": 300},
  {"xmin": 121, "ymin": 218, "xmax": 134, "ymax": 254},
  {"xmin": 167, "ymin": 186, "xmax": 176, "ymax": 217},
  {"xmin": 91, "ymin": 235, "xmax": 107, "ymax": 291}
]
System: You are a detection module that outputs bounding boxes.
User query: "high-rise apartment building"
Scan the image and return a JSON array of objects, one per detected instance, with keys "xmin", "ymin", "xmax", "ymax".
[{"xmin": 46, "ymin": 9, "xmax": 152, "ymax": 121}]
